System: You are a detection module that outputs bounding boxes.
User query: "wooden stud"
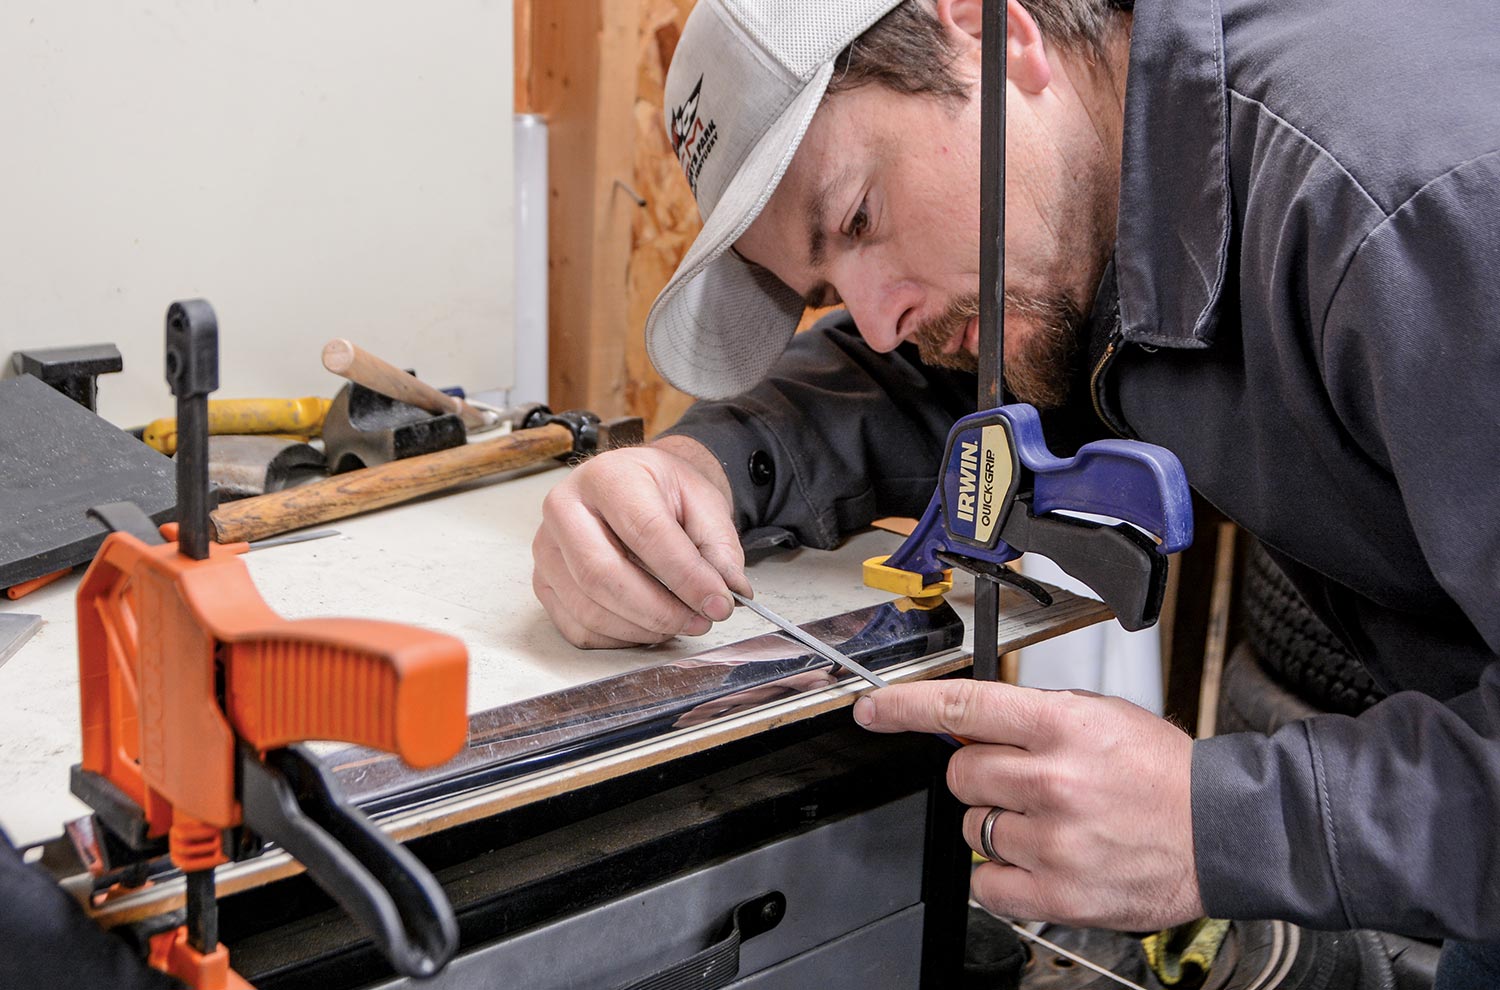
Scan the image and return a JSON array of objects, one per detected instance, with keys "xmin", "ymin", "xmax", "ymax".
[
  {"xmin": 1195, "ymin": 521, "xmax": 1242, "ymax": 738},
  {"xmin": 521, "ymin": 0, "xmax": 644, "ymax": 419}
]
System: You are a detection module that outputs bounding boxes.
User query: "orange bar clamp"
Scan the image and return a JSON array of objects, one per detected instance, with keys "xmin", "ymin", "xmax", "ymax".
[{"xmin": 71, "ymin": 300, "xmax": 468, "ymax": 990}]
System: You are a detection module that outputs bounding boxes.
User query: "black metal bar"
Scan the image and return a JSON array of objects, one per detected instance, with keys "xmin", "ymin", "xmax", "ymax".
[
  {"xmin": 974, "ymin": 583, "xmax": 1000, "ymax": 681},
  {"xmin": 164, "ymin": 300, "xmax": 220, "ymax": 561},
  {"xmin": 978, "ymin": 0, "xmax": 1006, "ymax": 404},
  {"xmin": 186, "ymin": 868, "xmax": 219, "ymax": 953},
  {"xmin": 919, "ymin": 743, "xmax": 978, "ymax": 988},
  {"xmin": 973, "ymin": 0, "xmax": 1008, "ymax": 682}
]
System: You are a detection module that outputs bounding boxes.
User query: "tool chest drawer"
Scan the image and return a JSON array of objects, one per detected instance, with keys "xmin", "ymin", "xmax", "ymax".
[
  {"xmin": 372, "ymin": 791, "xmax": 927, "ymax": 989},
  {"xmin": 731, "ymin": 905, "xmax": 925, "ymax": 989}
]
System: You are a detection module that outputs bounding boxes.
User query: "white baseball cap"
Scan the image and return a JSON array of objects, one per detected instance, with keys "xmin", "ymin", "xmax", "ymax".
[{"xmin": 645, "ymin": 0, "xmax": 904, "ymax": 400}]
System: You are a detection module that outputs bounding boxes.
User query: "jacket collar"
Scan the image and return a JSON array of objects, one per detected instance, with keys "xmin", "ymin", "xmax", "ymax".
[{"xmin": 1114, "ymin": 0, "xmax": 1233, "ymax": 349}]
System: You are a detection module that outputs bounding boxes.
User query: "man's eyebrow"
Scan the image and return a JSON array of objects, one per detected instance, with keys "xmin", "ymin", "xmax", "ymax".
[
  {"xmin": 801, "ymin": 280, "xmax": 837, "ymax": 309},
  {"xmin": 805, "ymin": 164, "xmax": 856, "ymax": 270},
  {"xmin": 806, "ymin": 196, "xmax": 828, "ymax": 268}
]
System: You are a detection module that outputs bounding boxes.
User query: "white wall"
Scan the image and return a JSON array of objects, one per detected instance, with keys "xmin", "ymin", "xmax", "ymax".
[
  {"xmin": 1016, "ymin": 555, "xmax": 1165, "ymax": 714},
  {"xmin": 0, "ymin": 1, "xmax": 514, "ymax": 428}
]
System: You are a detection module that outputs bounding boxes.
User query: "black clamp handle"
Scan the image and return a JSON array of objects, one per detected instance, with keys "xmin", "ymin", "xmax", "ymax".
[
  {"xmin": 611, "ymin": 891, "xmax": 786, "ymax": 990},
  {"xmin": 238, "ymin": 745, "xmax": 458, "ymax": 979},
  {"xmin": 999, "ymin": 494, "xmax": 1168, "ymax": 632}
]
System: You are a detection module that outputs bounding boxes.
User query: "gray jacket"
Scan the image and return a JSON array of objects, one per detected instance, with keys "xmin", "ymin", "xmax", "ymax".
[{"xmin": 665, "ymin": 0, "xmax": 1500, "ymax": 939}]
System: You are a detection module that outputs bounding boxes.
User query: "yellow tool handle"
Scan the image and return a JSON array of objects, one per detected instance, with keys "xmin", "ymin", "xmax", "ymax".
[
  {"xmin": 210, "ymin": 422, "xmax": 575, "ymax": 543},
  {"xmin": 143, "ymin": 397, "xmax": 333, "ymax": 454}
]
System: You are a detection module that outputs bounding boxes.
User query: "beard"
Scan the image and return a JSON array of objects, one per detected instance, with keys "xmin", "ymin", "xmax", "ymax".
[{"xmin": 911, "ymin": 290, "xmax": 1083, "ymax": 409}]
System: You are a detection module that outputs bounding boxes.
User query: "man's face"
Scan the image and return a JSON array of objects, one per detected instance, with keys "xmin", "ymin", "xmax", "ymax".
[{"xmin": 734, "ymin": 11, "xmax": 1118, "ymax": 408}]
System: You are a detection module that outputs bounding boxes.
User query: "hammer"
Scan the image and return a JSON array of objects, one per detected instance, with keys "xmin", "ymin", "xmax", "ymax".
[
  {"xmin": 210, "ymin": 407, "xmax": 643, "ymax": 544},
  {"xmin": 321, "ymin": 339, "xmax": 500, "ymax": 433}
]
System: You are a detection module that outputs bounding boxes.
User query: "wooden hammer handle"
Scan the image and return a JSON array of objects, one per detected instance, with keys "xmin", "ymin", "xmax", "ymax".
[
  {"xmin": 211, "ymin": 423, "xmax": 575, "ymax": 543},
  {"xmin": 322, "ymin": 338, "xmax": 488, "ymax": 431}
]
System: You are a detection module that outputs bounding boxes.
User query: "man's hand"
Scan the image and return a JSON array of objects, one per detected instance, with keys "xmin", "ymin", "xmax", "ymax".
[
  {"xmin": 854, "ymin": 680, "xmax": 1203, "ymax": 930},
  {"xmin": 531, "ymin": 435, "xmax": 751, "ymax": 648}
]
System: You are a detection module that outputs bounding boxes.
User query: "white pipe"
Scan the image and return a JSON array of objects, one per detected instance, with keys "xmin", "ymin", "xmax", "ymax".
[
  {"xmin": 512, "ymin": 113, "xmax": 549, "ymax": 406},
  {"xmin": 1017, "ymin": 552, "xmax": 1165, "ymax": 714}
]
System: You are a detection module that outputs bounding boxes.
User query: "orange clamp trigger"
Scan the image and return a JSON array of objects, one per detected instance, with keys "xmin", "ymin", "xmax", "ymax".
[{"xmin": 148, "ymin": 927, "xmax": 254, "ymax": 990}]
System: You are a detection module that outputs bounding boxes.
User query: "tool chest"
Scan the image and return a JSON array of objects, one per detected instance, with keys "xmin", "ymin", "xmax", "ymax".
[{"xmin": 218, "ymin": 716, "xmax": 970, "ymax": 989}]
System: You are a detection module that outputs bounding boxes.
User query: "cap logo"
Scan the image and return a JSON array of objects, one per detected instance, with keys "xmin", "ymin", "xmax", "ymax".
[{"xmin": 669, "ymin": 76, "xmax": 719, "ymax": 197}]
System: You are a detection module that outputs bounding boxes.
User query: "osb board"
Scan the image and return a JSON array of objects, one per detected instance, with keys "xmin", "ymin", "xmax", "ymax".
[
  {"xmin": 622, "ymin": 0, "xmax": 844, "ymax": 435},
  {"xmin": 626, "ymin": 0, "xmax": 700, "ymax": 437},
  {"xmin": 513, "ymin": 0, "xmax": 532, "ymax": 113},
  {"xmin": 518, "ymin": 0, "xmax": 642, "ymax": 420},
  {"xmin": 519, "ymin": 0, "xmax": 851, "ymax": 434}
]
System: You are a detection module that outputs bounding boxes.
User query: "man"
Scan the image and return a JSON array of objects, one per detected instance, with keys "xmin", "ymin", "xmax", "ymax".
[{"xmin": 530, "ymin": 0, "xmax": 1500, "ymax": 982}]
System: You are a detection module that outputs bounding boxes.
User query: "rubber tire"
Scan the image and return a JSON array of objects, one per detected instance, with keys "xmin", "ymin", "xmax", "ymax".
[
  {"xmin": 1199, "ymin": 921, "xmax": 1394, "ymax": 990},
  {"xmin": 991, "ymin": 919, "xmax": 1394, "ymax": 990},
  {"xmin": 1214, "ymin": 650, "xmax": 1437, "ymax": 989},
  {"xmin": 1217, "ymin": 643, "xmax": 1320, "ymax": 736},
  {"xmin": 1240, "ymin": 542, "xmax": 1385, "ymax": 716},
  {"xmin": 965, "ymin": 905, "xmax": 1026, "ymax": 990}
]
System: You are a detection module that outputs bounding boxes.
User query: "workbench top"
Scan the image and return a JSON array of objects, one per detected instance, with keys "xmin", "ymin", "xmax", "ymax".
[
  {"xmin": 0, "ymin": 465, "xmax": 915, "ymax": 846},
  {"xmin": 0, "ymin": 462, "xmax": 1104, "ymax": 853}
]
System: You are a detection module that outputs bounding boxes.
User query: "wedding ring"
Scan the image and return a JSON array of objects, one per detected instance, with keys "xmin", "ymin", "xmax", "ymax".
[{"xmin": 980, "ymin": 806, "xmax": 1010, "ymax": 865}]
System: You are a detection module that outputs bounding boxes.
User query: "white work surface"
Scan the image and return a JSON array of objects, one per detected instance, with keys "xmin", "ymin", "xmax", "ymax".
[
  {"xmin": 0, "ymin": 464, "xmax": 924, "ymax": 847},
  {"xmin": 0, "ymin": 462, "xmax": 1106, "ymax": 855}
]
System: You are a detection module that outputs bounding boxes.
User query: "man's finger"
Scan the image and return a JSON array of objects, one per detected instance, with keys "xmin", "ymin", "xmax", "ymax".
[
  {"xmin": 853, "ymin": 680, "xmax": 1052, "ymax": 747},
  {"xmin": 534, "ymin": 580, "xmax": 652, "ymax": 649},
  {"xmin": 550, "ymin": 497, "xmax": 709, "ymax": 635},
  {"xmin": 969, "ymin": 863, "xmax": 1053, "ymax": 926},
  {"xmin": 961, "ymin": 805, "xmax": 1036, "ymax": 871},
  {"xmin": 676, "ymin": 466, "xmax": 750, "ymax": 597},
  {"xmin": 593, "ymin": 483, "xmax": 736, "ymax": 622},
  {"xmin": 534, "ymin": 530, "xmax": 707, "ymax": 644},
  {"xmin": 534, "ymin": 552, "xmax": 704, "ymax": 646},
  {"xmin": 945, "ymin": 744, "xmax": 1033, "ymax": 810}
]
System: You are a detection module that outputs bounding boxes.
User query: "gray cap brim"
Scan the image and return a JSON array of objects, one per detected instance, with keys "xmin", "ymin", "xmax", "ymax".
[{"xmin": 645, "ymin": 61, "xmax": 834, "ymax": 401}]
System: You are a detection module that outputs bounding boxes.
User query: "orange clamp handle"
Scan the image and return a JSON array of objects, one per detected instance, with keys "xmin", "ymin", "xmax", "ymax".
[
  {"xmin": 224, "ymin": 619, "xmax": 467, "ymax": 769},
  {"xmin": 77, "ymin": 531, "xmax": 468, "ymax": 842}
]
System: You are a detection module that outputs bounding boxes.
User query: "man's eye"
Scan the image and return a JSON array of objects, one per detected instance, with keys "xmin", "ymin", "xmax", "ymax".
[{"xmin": 847, "ymin": 200, "xmax": 871, "ymax": 240}]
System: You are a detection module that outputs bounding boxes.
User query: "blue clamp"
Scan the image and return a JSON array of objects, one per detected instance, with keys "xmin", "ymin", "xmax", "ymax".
[{"xmin": 864, "ymin": 405, "xmax": 1193, "ymax": 631}]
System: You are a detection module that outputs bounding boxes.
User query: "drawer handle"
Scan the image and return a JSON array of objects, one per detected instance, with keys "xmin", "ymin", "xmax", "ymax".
[{"xmin": 611, "ymin": 891, "xmax": 787, "ymax": 990}]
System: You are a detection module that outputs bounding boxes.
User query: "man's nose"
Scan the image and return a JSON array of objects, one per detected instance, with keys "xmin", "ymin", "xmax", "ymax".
[{"xmin": 837, "ymin": 264, "xmax": 922, "ymax": 353}]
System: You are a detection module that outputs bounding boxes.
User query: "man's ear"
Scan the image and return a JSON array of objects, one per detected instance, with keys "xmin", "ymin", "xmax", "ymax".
[
  {"xmin": 939, "ymin": 0, "xmax": 984, "ymax": 39},
  {"xmin": 1005, "ymin": 0, "xmax": 1052, "ymax": 93},
  {"xmin": 938, "ymin": 0, "xmax": 1052, "ymax": 95}
]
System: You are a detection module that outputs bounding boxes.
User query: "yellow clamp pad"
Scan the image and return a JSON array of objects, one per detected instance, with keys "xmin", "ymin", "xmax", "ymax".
[
  {"xmin": 893, "ymin": 595, "xmax": 948, "ymax": 613},
  {"xmin": 863, "ymin": 555, "xmax": 952, "ymax": 600}
]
